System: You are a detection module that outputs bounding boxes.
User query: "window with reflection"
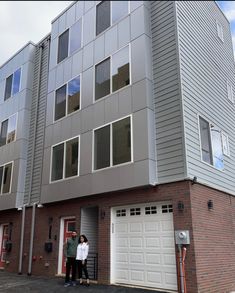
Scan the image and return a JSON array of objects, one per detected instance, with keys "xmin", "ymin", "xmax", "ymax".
[
  {"xmin": 96, "ymin": 1, "xmax": 110, "ymax": 36},
  {"xmin": 94, "ymin": 116, "xmax": 132, "ymax": 170},
  {"xmin": 95, "ymin": 45, "xmax": 130, "ymax": 100},
  {"xmin": 4, "ymin": 68, "xmax": 21, "ymax": 100},
  {"xmin": 51, "ymin": 137, "xmax": 79, "ymax": 182},
  {"xmin": 70, "ymin": 19, "xmax": 82, "ymax": 55},
  {"xmin": 0, "ymin": 162, "xmax": 13, "ymax": 194},
  {"xmin": 58, "ymin": 29, "xmax": 69, "ymax": 63},
  {"xmin": 68, "ymin": 76, "xmax": 80, "ymax": 114},
  {"xmin": 112, "ymin": 46, "xmax": 129, "ymax": 92},
  {"xmin": 199, "ymin": 117, "xmax": 224, "ymax": 170},
  {"xmin": 95, "ymin": 58, "xmax": 110, "ymax": 100},
  {"xmin": 0, "ymin": 114, "xmax": 17, "ymax": 147},
  {"xmin": 55, "ymin": 85, "xmax": 66, "ymax": 121}
]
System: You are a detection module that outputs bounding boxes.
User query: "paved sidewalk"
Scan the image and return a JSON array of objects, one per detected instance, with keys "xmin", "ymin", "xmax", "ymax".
[{"xmin": 0, "ymin": 271, "xmax": 169, "ymax": 293}]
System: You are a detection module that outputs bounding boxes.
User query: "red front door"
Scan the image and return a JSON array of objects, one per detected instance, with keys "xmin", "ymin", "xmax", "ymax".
[
  {"xmin": 0, "ymin": 225, "xmax": 9, "ymax": 268},
  {"xmin": 62, "ymin": 219, "xmax": 76, "ymax": 274}
]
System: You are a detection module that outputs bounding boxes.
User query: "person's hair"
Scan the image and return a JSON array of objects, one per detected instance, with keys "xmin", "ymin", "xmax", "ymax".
[{"xmin": 79, "ymin": 234, "xmax": 88, "ymax": 243}]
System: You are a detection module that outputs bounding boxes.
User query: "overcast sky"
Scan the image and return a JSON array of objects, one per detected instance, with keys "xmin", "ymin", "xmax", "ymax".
[{"xmin": 0, "ymin": 1, "xmax": 235, "ymax": 67}]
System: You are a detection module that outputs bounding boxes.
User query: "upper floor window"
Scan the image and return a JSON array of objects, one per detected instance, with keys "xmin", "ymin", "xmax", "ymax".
[
  {"xmin": 0, "ymin": 114, "xmax": 17, "ymax": 147},
  {"xmin": 95, "ymin": 45, "xmax": 130, "ymax": 100},
  {"xmin": 216, "ymin": 21, "xmax": 224, "ymax": 42},
  {"xmin": 4, "ymin": 68, "xmax": 21, "ymax": 100},
  {"xmin": 51, "ymin": 137, "xmax": 79, "ymax": 182},
  {"xmin": 57, "ymin": 18, "xmax": 82, "ymax": 64},
  {"xmin": 199, "ymin": 116, "xmax": 225, "ymax": 170},
  {"xmin": 0, "ymin": 162, "xmax": 13, "ymax": 195},
  {"xmin": 96, "ymin": 1, "xmax": 129, "ymax": 36},
  {"xmin": 227, "ymin": 81, "xmax": 234, "ymax": 103},
  {"xmin": 54, "ymin": 75, "xmax": 81, "ymax": 121},
  {"xmin": 94, "ymin": 116, "xmax": 132, "ymax": 170}
]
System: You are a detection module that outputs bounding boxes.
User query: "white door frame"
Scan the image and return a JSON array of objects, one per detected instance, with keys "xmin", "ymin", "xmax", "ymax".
[{"xmin": 57, "ymin": 217, "xmax": 75, "ymax": 275}]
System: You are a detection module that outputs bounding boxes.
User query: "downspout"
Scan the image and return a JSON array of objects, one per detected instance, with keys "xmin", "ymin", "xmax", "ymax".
[
  {"xmin": 28, "ymin": 202, "xmax": 36, "ymax": 275},
  {"xmin": 18, "ymin": 205, "xmax": 26, "ymax": 274},
  {"xmin": 27, "ymin": 42, "xmax": 44, "ymax": 276}
]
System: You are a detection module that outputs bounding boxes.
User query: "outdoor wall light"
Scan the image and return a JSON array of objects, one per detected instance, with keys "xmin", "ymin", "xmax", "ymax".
[
  {"xmin": 192, "ymin": 176, "xmax": 197, "ymax": 185},
  {"xmin": 100, "ymin": 209, "xmax": 106, "ymax": 220},
  {"xmin": 207, "ymin": 200, "xmax": 213, "ymax": 210},
  {"xmin": 177, "ymin": 201, "xmax": 184, "ymax": 212}
]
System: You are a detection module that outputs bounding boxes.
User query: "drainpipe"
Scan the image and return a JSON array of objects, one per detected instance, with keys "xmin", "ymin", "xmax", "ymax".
[
  {"xmin": 28, "ymin": 202, "xmax": 37, "ymax": 276},
  {"xmin": 18, "ymin": 205, "xmax": 26, "ymax": 274}
]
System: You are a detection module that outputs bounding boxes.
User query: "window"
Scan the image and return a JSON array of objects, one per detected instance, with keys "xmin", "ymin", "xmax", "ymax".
[
  {"xmin": 57, "ymin": 19, "xmax": 82, "ymax": 64},
  {"xmin": 95, "ymin": 45, "xmax": 130, "ymax": 100},
  {"xmin": 96, "ymin": 1, "xmax": 110, "ymax": 36},
  {"xmin": 96, "ymin": 1, "xmax": 128, "ymax": 36},
  {"xmin": 216, "ymin": 21, "xmax": 224, "ymax": 42},
  {"xmin": 54, "ymin": 76, "xmax": 81, "ymax": 121},
  {"xmin": 0, "ymin": 162, "xmax": 13, "ymax": 195},
  {"xmin": 130, "ymin": 208, "xmax": 141, "ymax": 216},
  {"xmin": 199, "ymin": 117, "xmax": 224, "ymax": 170},
  {"xmin": 94, "ymin": 116, "xmax": 132, "ymax": 170},
  {"xmin": 0, "ymin": 114, "xmax": 17, "ymax": 147},
  {"xmin": 58, "ymin": 29, "xmax": 69, "ymax": 63},
  {"xmin": 162, "ymin": 204, "xmax": 173, "ymax": 213},
  {"xmin": 145, "ymin": 206, "xmax": 157, "ymax": 215},
  {"xmin": 116, "ymin": 209, "xmax": 126, "ymax": 217},
  {"xmin": 51, "ymin": 137, "xmax": 79, "ymax": 182},
  {"xmin": 4, "ymin": 68, "xmax": 21, "ymax": 100},
  {"xmin": 227, "ymin": 81, "xmax": 234, "ymax": 103},
  {"xmin": 70, "ymin": 19, "xmax": 82, "ymax": 55}
]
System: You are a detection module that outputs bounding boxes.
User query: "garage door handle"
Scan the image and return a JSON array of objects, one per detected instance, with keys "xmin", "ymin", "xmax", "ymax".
[{"xmin": 112, "ymin": 223, "xmax": 114, "ymax": 233}]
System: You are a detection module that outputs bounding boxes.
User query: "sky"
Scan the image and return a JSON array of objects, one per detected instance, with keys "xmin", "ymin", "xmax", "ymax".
[{"xmin": 0, "ymin": 1, "xmax": 235, "ymax": 67}]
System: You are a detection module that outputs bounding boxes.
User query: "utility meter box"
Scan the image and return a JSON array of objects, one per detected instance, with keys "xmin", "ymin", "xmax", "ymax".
[{"xmin": 175, "ymin": 230, "xmax": 190, "ymax": 245}]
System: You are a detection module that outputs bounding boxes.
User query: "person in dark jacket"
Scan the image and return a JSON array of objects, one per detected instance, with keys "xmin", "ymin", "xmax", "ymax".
[{"xmin": 63, "ymin": 231, "xmax": 78, "ymax": 287}]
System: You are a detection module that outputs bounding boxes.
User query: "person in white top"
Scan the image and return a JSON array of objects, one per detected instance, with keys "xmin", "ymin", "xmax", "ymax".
[{"xmin": 76, "ymin": 234, "xmax": 90, "ymax": 286}]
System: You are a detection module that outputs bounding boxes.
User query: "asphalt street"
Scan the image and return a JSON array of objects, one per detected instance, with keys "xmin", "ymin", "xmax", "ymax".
[{"xmin": 0, "ymin": 271, "xmax": 169, "ymax": 293}]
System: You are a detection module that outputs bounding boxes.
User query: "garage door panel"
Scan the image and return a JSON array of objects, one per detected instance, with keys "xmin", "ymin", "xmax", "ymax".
[{"xmin": 112, "ymin": 202, "xmax": 177, "ymax": 291}]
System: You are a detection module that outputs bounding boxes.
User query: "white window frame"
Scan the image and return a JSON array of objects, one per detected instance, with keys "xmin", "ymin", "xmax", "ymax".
[
  {"xmin": 4, "ymin": 67, "xmax": 22, "ymax": 101},
  {"xmin": 57, "ymin": 17, "xmax": 83, "ymax": 65},
  {"xmin": 0, "ymin": 113, "xmax": 18, "ymax": 147},
  {"xmin": 50, "ymin": 135, "xmax": 80, "ymax": 183},
  {"xmin": 93, "ymin": 44, "xmax": 131, "ymax": 103},
  {"xmin": 53, "ymin": 74, "xmax": 82, "ymax": 123},
  {"xmin": 216, "ymin": 20, "xmax": 224, "ymax": 42},
  {"xmin": 198, "ymin": 115, "xmax": 225, "ymax": 171},
  {"xmin": 227, "ymin": 80, "xmax": 234, "ymax": 103},
  {"xmin": 92, "ymin": 114, "xmax": 133, "ymax": 172},
  {"xmin": 95, "ymin": 1, "xmax": 130, "ymax": 37},
  {"xmin": 0, "ymin": 161, "xmax": 14, "ymax": 195}
]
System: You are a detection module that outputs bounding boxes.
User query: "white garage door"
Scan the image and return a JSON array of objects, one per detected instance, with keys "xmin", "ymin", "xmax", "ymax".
[{"xmin": 111, "ymin": 202, "xmax": 177, "ymax": 291}]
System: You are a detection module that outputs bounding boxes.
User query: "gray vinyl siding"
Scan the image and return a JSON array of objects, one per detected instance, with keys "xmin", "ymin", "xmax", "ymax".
[
  {"xmin": 176, "ymin": 1, "xmax": 235, "ymax": 194},
  {"xmin": 24, "ymin": 37, "xmax": 50, "ymax": 204},
  {"xmin": 151, "ymin": 1, "xmax": 185, "ymax": 183}
]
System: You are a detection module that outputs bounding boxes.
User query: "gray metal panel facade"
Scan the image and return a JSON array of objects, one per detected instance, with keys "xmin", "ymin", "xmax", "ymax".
[
  {"xmin": 176, "ymin": 1, "xmax": 235, "ymax": 194},
  {"xmin": 41, "ymin": 1, "xmax": 156, "ymax": 203},
  {"xmin": 24, "ymin": 37, "xmax": 50, "ymax": 205},
  {"xmin": 0, "ymin": 43, "xmax": 36, "ymax": 210},
  {"xmin": 151, "ymin": 1, "xmax": 185, "ymax": 183}
]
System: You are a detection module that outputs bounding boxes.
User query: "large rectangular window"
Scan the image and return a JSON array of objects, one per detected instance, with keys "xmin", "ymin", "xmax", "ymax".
[
  {"xmin": 4, "ymin": 68, "xmax": 21, "ymax": 100},
  {"xmin": 51, "ymin": 137, "xmax": 79, "ymax": 182},
  {"xmin": 58, "ymin": 29, "xmax": 69, "ymax": 63},
  {"xmin": 0, "ymin": 114, "xmax": 17, "ymax": 147},
  {"xmin": 95, "ymin": 45, "xmax": 130, "ymax": 100},
  {"xmin": 94, "ymin": 116, "xmax": 132, "ymax": 170},
  {"xmin": 0, "ymin": 162, "xmax": 13, "ymax": 195},
  {"xmin": 199, "ymin": 117, "xmax": 224, "ymax": 170},
  {"xmin": 54, "ymin": 76, "xmax": 81, "ymax": 121},
  {"xmin": 96, "ymin": 1, "xmax": 128, "ymax": 36}
]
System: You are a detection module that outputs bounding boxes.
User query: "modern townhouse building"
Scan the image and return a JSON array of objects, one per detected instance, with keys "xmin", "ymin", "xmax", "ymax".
[{"xmin": 0, "ymin": 1, "xmax": 235, "ymax": 293}]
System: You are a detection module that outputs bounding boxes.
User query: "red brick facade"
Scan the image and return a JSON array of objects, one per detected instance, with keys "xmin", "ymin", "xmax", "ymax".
[{"xmin": 0, "ymin": 181, "xmax": 235, "ymax": 293}]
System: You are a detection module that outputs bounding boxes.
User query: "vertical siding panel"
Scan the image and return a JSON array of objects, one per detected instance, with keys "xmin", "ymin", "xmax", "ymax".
[{"xmin": 151, "ymin": 1, "xmax": 185, "ymax": 182}]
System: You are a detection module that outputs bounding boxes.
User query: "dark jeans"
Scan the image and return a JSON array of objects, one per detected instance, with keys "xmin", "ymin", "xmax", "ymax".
[
  {"xmin": 78, "ymin": 259, "xmax": 89, "ymax": 279},
  {"xmin": 65, "ymin": 257, "xmax": 76, "ymax": 283}
]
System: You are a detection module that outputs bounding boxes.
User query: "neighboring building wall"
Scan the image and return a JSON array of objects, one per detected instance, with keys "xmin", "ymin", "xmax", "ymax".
[
  {"xmin": 177, "ymin": 1, "xmax": 235, "ymax": 194},
  {"xmin": 41, "ymin": 1, "xmax": 156, "ymax": 204},
  {"xmin": 0, "ymin": 43, "xmax": 36, "ymax": 210},
  {"xmin": 24, "ymin": 37, "xmax": 50, "ymax": 205},
  {"xmin": 151, "ymin": 1, "xmax": 186, "ymax": 184}
]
